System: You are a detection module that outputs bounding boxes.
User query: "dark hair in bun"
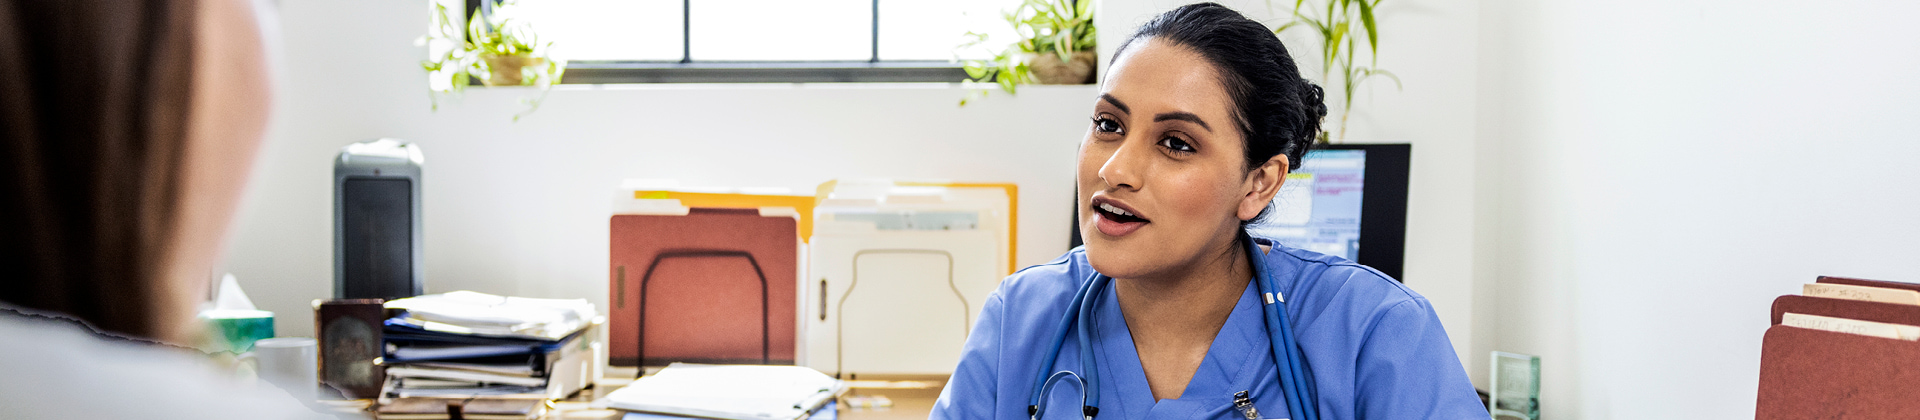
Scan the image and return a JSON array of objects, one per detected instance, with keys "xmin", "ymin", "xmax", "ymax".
[{"xmin": 1114, "ymin": 2, "xmax": 1327, "ymax": 172}]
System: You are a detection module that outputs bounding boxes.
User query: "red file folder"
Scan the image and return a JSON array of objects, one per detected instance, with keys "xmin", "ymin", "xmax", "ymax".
[
  {"xmin": 609, "ymin": 208, "xmax": 797, "ymax": 367},
  {"xmin": 1755, "ymin": 278, "xmax": 1920, "ymax": 420}
]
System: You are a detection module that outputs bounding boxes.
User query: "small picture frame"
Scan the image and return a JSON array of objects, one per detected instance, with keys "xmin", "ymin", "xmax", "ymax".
[{"xmin": 1490, "ymin": 351, "xmax": 1540, "ymax": 420}]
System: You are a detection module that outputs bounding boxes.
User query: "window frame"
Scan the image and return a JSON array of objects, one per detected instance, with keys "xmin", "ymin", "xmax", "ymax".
[{"xmin": 467, "ymin": 0, "xmax": 972, "ymax": 84}]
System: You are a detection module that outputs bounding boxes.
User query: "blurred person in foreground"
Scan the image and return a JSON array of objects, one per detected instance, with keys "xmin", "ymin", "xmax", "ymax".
[{"xmin": 0, "ymin": 0, "xmax": 344, "ymax": 418}]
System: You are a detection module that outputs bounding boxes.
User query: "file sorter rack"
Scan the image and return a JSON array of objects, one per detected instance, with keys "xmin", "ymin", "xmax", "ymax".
[{"xmin": 1755, "ymin": 276, "xmax": 1920, "ymax": 420}]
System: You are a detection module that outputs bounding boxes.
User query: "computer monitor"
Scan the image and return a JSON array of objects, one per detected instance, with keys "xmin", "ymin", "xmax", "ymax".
[{"xmin": 1247, "ymin": 143, "xmax": 1410, "ymax": 280}]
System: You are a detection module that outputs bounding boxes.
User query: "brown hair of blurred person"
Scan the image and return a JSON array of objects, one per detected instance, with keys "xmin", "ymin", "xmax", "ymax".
[{"xmin": 0, "ymin": 0, "xmax": 202, "ymax": 341}]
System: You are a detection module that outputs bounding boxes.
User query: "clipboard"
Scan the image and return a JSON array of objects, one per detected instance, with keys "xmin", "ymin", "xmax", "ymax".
[{"xmin": 1756, "ymin": 278, "xmax": 1920, "ymax": 420}]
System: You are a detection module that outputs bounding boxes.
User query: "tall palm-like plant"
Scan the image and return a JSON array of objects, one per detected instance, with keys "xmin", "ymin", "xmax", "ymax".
[{"xmin": 1276, "ymin": 0, "xmax": 1400, "ymax": 143}]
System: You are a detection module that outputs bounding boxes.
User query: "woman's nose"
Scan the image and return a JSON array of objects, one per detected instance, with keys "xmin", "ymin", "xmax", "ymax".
[{"xmin": 1097, "ymin": 140, "xmax": 1147, "ymax": 191}]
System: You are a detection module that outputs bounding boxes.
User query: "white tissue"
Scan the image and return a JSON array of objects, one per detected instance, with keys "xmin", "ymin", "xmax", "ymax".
[
  {"xmin": 215, "ymin": 273, "xmax": 258, "ymax": 311},
  {"xmin": 201, "ymin": 273, "xmax": 270, "ymax": 320}
]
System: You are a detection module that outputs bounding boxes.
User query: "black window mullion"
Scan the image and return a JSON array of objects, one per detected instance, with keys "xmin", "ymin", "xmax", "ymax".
[
  {"xmin": 449, "ymin": 0, "xmax": 969, "ymax": 84},
  {"xmin": 681, "ymin": 0, "xmax": 692, "ymax": 63},
  {"xmin": 869, "ymin": 0, "xmax": 879, "ymax": 63}
]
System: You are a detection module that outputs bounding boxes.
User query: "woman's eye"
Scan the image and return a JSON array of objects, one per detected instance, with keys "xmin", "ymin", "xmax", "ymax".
[
  {"xmin": 1159, "ymin": 137, "xmax": 1196, "ymax": 154},
  {"xmin": 1091, "ymin": 117, "xmax": 1123, "ymax": 134}
]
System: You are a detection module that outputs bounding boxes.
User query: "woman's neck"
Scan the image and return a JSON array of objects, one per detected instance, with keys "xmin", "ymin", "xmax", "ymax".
[
  {"xmin": 1114, "ymin": 237, "xmax": 1251, "ymax": 325},
  {"xmin": 1111, "ymin": 236, "xmax": 1252, "ymax": 400}
]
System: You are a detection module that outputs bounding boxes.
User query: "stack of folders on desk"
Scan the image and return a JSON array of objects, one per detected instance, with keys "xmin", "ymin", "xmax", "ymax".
[
  {"xmin": 1757, "ymin": 276, "xmax": 1920, "ymax": 420},
  {"xmin": 605, "ymin": 363, "xmax": 845, "ymax": 420},
  {"xmin": 378, "ymin": 291, "xmax": 603, "ymax": 410},
  {"xmin": 374, "ymin": 398, "xmax": 552, "ymax": 420}
]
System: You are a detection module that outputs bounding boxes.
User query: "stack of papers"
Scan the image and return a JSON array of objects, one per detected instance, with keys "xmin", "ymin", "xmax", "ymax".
[
  {"xmin": 378, "ymin": 291, "xmax": 601, "ymax": 404},
  {"xmin": 605, "ymin": 364, "xmax": 845, "ymax": 420},
  {"xmin": 387, "ymin": 291, "xmax": 597, "ymax": 341},
  {"xmin": 375, "ymin": 397, "xmax": 551, "ymax": 420}
]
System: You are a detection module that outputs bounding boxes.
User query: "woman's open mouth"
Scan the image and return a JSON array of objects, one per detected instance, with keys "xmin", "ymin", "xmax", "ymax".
[{"xmin": 1091, "ymin": 197, "xmax": 1150, "ymax": 237}]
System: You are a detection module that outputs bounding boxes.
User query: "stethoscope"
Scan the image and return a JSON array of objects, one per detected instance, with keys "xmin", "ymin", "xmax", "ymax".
[{"xmin": 1028, "ymin": 231, "xmax": 1320, "ymax": 420}]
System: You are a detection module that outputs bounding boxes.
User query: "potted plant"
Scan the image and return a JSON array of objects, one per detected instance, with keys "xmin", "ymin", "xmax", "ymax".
[
  {"xmin": 1276, "ymin": 0, "xmax": 1400, "ymax": 143},
  {"xmin": 419, "ymin": 0, "xmax": 565, "ymax": 120},
  {"xmin": 957, "ymin": 0, "xmax": 1097, "ymax": 106}
]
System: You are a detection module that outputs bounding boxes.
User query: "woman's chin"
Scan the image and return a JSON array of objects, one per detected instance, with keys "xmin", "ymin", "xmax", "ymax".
[{"xmin": 1083, "ymin": 239, "xmax": 1156, "ymax": 280}]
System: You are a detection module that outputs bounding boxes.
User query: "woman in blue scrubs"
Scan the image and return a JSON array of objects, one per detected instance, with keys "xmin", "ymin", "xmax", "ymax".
[{"xmin": 931, "ymin": 3, "xmax": 1487, "ymax": 419}]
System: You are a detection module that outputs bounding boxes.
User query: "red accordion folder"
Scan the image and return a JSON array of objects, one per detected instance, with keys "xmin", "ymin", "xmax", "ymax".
[
  {"xmin": 1755, "ymin": 276, "xmax": 1920, "ymax": 420},
  {"xmin": 608, "ymin": 208, "xmax": 797, "ymax": 367}
]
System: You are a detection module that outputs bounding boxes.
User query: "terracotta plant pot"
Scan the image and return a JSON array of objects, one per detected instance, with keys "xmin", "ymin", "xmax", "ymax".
[
  {"xmin": 481, "ymin": 54, "xmax": 545, "ymax": 87},
  {"xmin": 1027, "ymin": 51, "xmax": 1097, "ymax": 85}
]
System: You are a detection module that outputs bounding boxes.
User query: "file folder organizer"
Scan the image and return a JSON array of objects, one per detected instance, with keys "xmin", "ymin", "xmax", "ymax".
[
  {"xmin": 803, "ymin": 180, "xmax": 1012, "ymax": 377},
  {"xmin": 609, "ymin": 208, "xmax": 799, "ymax": 367},
  {"xmin": 1756, "ymin": 278, "xmax": 1920, "ymax": 420}
]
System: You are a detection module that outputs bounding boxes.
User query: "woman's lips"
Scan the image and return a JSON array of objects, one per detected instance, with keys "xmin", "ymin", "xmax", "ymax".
[
  {"xmin": 1094, "ymin": 209, "xmax": 1148, "ymax": 237},
  {"xmin": 1090, "ymin": 196, "xmax": 1149, "ymax": 237}
]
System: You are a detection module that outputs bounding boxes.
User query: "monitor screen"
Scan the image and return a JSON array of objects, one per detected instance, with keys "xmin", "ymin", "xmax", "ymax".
[
  {"xmin": 1250, "ymin": 149, "xmax": 1368, "ymax": 260},
  {"xmin": 1252, "ymin": 144, "xmax": 1410, "ymax": 280}
]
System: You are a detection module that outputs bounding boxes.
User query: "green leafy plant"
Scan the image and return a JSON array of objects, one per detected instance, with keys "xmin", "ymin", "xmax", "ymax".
[
  {"xmin": 419, "ymin": 1, "xmax": 565, "ymax": 121},
  {"xmin": 1275, "ymin": 0, "xmax": 1400, "ymax": 143},
  {"xmin": 956, "ymin": 0, "xmax": 1097, "ymax": 106}
]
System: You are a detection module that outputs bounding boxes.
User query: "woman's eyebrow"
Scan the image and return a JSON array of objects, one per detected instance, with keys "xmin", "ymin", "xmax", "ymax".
[
  {"xmin": 1099, "ymin": 93, "xmax": 1131, "ymax": 114},
  {"xmin": 1153, "ymin": 111, "xmax": 1213, "ymax": 133}
]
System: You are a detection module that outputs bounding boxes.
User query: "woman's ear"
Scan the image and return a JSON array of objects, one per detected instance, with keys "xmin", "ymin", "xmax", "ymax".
[{"xmin": 1238, "ymin": 155, "xmax": 1289, "ymax": 221}]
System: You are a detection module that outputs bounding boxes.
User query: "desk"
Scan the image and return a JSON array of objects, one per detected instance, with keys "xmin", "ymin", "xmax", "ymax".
[
  {"xmin": 542, "ymin": 369, "xmax": 942, "ymax": 420},
  {"xmin": 320, "ymin": 368, "xmax": 943, "ymax": 419}
]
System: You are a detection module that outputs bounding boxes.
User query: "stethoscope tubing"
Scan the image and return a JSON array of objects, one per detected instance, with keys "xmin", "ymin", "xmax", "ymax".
[
  {"xmin": 1074, "ymin": 274, "xmax": 1105, "ymax": 417},
  {"xmin": 1254, "ymin": 235, "xmax": 1319, "ymax": 420},
  {"xmin": 1028, "ymin": 273, "xmax": 1097, "ymax": 415}
]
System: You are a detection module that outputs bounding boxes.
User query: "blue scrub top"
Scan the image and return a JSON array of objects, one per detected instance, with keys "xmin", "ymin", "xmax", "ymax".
[{"xmin": 931, "ymin": 237, "xmax": 1488, "ymax": 420}]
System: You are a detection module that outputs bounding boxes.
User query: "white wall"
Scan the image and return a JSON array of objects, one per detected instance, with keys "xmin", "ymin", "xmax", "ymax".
[
  {"xmin": 226, "ymin": 0, "xmax": 1094, "ymax": 338},
  {"xmin": 1477, "ymin": 0, "xmax": 1920, "ymax": 418}
]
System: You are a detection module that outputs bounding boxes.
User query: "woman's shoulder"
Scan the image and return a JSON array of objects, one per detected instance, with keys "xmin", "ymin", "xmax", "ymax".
[
  {"xmin": 1254, "ymin": 238, "xmax": 1430, "ymax": 313},
  {"xmin": 986, "ymin": 247, "xmax": 1095, "ymax": 316}
]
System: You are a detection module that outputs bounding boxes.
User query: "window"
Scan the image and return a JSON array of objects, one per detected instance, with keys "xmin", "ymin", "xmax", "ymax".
[{"xmin": 473, "ymin": 0, "xmax": 1023, "ymax": 83}]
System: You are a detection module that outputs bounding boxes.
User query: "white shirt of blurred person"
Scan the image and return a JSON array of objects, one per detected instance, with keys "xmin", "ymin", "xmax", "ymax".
[{"xmin": 0, "ymin": 0, "xmax": 341, "ymax": 418}]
